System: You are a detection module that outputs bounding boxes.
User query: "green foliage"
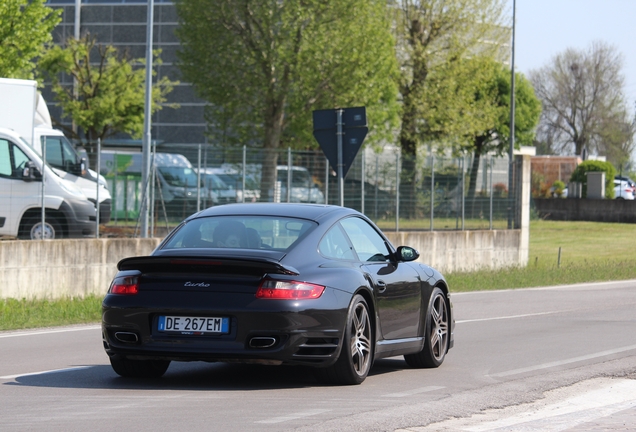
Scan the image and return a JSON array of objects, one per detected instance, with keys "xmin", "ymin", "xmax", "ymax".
[
  {"xmin": 394, "ymin": 0, "xmax": 509, "ymax": 151},
  {"xmin": 175, "ymin": 0, "xmax": 399, "ymax": 150},
  {"xmin": 569, "ymin": 160, "xmax": 617, "ymax": 198},
  {"xmin": 38, "ymin": 36, "xmax": 177, "ymax": 170},
  {"xmin": 552, "ymin": 180, "xmax": 566, "ymax": 197},
  {"xmin": 0, "ymin": 0, "xmax": 61, "ymax": 79}
]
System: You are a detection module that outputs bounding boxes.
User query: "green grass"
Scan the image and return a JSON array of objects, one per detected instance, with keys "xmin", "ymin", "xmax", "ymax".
[
  {"xmin": 0, "ymin": 295, "xmax": 102, "ymax": 331},
  {"xmin": 1, "ymin": 220, "xmax": 635, "ymax": 330},
  {"xmin": 447, "ymin": 220, "xmax": 636, "ymax": 292}
]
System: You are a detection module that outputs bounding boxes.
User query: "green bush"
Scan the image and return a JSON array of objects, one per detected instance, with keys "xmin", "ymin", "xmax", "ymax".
[
  {"xmin": 552, "ymin": 180, "xmax": 566, "ymax": 197},
  {"xmin": 569, "ymin": 160, "xmax": 616, "ymax": 198}
]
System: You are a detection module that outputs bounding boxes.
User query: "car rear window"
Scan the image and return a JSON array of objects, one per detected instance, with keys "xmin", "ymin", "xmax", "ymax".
[{"xmin": 162, "ymin": 216, "xmax": 316, "ymax": 251}]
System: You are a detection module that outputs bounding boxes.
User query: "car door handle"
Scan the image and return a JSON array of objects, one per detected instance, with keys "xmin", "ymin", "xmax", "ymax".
[{"xmin": 376, "ymin": 280, "xmax": 387, "ymax": 293}]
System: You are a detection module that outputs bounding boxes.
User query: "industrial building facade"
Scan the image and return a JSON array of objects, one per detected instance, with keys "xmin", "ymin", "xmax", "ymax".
[{"xmin": 44, "ymin": 0, "xmax": 206, "ymax": 146}]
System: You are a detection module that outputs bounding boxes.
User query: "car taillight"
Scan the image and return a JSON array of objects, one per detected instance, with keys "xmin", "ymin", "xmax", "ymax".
[
  {"xmin": 109, "ymin": 276, "xmax": 139, "ymax": 295},
  {"xmin": 256, "ymin": 279, "xmax": 325, "ymax": 299}
]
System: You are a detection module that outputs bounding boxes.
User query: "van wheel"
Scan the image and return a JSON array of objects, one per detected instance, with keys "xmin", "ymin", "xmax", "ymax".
[{"xmin": 20, "ymin": 216, "xmax": 62, "ymax": 240}]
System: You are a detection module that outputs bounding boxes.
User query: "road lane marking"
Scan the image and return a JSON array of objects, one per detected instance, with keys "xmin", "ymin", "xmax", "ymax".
[
  {"xmin": 0, "ymin": 325, "xmax": 100, "ymax": 339},
  {"xmin": 456, "ymin": 311, "xmax": 564, "ymax": 324},
  {"xmin": 490, "ymin": 344, "xmax": 636, "ymax": 378},
  {"xmin": 0, "ymin": 366, "xmax": 91, "ymax": 380},
  {"xmin": 256, "ymin": 409, "xmax": 330, "ymax": 424},
  {"xmin": 383, "ymin": 386, "xmax": 445, "ymax": 398}
]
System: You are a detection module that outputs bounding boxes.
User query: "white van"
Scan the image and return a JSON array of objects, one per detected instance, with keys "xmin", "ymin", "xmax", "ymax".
[
  {"xmin": 0, "ymin": 127, "xmax": 97, "ymax": 239},
  {"xmin": 198, "ymin": 167, "xmax": 260, "ymax": 205},
  {"xmin": 275, "ymin": 165, "xmax": 325, "ymax": 203},
  {"xmin": 0, "ymin": 78, "xmax": 112, "ymax": 223}
]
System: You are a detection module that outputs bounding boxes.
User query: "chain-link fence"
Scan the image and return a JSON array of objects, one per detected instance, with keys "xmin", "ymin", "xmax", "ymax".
[{"xmin": 94, "ymin": 144, "xmax": 519, "ymax": 236}]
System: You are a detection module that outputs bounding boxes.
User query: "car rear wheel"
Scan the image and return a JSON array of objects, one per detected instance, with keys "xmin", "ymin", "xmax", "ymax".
[
  {"xmin": 109, "ymin": 356, "xmax": 170, "ymax": 378},
  {"xmin": 315, "ymin": 294, "xmax": 373, "ymax": 385},
  {"xmin": 404, "ymin": 287, "xmax": 449, "ymax": 368}
]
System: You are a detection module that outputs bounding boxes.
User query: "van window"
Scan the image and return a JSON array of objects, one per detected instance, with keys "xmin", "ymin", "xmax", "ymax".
[
  {"xmin": 44, "ymin": 136, "xmax": 78, "ymax": 171},
  {"xmin": 0, "ymin": 140, "xmax": 11, "ymax": 176},
  {"xmin": 158, "ymin": 166, "xmax": 201, "ymax": 187},
  {"xmin": 0, "ymin": 139, "xmax": 30, "ymax": 179},
  {"xmin": 277, "ymin": 169, "xmax": 312, "ymax": 187}
]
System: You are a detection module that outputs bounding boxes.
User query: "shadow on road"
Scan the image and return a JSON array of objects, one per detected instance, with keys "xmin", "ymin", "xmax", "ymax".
[{"xmin": 4, "ymin": 356, "xmax": 413, "ymax": 391}]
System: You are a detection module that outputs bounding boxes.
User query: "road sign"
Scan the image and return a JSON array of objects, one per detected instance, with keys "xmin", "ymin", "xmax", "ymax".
[
  {"xmin": 313, "ymin": 107, "xmax": 368, "ymax": 206},
  {"xmin": 313, "ymin": 107, "xmax": 368, "ymax": 178}
]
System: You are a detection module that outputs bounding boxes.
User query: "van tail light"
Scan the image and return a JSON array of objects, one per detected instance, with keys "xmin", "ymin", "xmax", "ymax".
[
  {"xmin": 109, "ymin": 276, "xmax": 139, "ymax": 295},
  {"xmin": 256, "ymin": 279, "xmax": 325, "ymax": 299}
]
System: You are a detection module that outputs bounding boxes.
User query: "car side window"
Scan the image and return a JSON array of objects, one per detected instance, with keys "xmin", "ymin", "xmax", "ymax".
[
  {"xmin": 319, "ymin": 224, "xmax": 356, "ymax": 260},
  {"xmin": 340, "ymin": 217, "xmax": 390, "ymax": 262}
]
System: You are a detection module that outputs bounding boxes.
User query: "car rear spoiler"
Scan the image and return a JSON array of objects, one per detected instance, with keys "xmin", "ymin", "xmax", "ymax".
[{"xmin": 117, "ymin": 255, "xmax": 300, "ymax": 276}]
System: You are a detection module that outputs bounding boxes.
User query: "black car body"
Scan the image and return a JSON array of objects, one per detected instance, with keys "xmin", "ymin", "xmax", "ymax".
[{"xmin": 102, "ymin": 203, "xmax": 454, "ymax": 384}]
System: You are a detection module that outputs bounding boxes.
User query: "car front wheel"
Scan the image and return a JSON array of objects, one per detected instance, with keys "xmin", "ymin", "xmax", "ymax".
[{"xmin": 404, "ymin": 287, "xmax": 449, "ymax": 368}]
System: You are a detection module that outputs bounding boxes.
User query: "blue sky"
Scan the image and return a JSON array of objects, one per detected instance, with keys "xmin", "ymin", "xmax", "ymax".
[{"xmin": 513, "ymin": 0, "xmax": 636, "ymax": 111}]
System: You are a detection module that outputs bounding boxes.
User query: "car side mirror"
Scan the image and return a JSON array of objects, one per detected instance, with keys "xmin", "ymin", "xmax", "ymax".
[
  {"xmin": 22, "ymin": 161, "xmax": 41, "ymax": 182},
  {"xmin": 396, "ymin": 246, "xmax": 419, "ymax": 262}
]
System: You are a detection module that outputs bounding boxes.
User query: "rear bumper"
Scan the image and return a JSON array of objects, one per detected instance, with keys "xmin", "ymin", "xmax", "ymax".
[{"xmin": 102, "ymin": 288, "xmax": 350, "ymax": 367}]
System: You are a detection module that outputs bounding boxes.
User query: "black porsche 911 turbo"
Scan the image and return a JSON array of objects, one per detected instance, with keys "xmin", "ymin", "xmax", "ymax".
[{"xmin": 102, "ymin": 203, "xmax": 454, "ymax": 385}]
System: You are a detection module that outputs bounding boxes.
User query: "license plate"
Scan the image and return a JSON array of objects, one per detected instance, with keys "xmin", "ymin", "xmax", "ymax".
[{"xmin": 158, "ymin": 316, "xmax": 229, "ymax": 334}]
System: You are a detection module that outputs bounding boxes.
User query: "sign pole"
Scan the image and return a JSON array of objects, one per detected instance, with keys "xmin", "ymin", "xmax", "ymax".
[{"xmin": 336, "ymin": 109, "xmax": 344, "ymax": 206}]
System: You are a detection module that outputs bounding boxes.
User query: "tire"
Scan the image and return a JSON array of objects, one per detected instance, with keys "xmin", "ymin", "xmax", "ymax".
[
  {"xmin": 404, "ymin": 287, "xmax": 449, "ymax": 368},
  {"xmin": 109, "ymin": 357, "xmax": 170, "ymax": 378},
  {"xmin": 20, "ymin": 216, "xmax": 62, "ymax": 240},
  {"xmin": 315, "ymin": 294, "xmax": 373, "ymax": 385}
]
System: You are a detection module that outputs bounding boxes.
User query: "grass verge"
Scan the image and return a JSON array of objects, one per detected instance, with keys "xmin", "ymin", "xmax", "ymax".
[{"xmin": 0, "ymin": 295, "xmax": 102, "ymax": 331}]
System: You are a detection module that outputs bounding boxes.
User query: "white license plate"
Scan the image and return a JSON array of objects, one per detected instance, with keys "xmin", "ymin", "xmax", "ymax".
[{"xmin": 158, "ymin": 316, "xmax": 229, "ymax": 334}]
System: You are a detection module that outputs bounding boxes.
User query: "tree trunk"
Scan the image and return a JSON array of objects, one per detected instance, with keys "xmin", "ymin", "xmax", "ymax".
[
  {"xmin": 260, "ymin": 100, "xmax": 285, "ymax": 202},
  {"xmin": 399, "ymin": 110, "xmax": 418, "ymax": 218}
]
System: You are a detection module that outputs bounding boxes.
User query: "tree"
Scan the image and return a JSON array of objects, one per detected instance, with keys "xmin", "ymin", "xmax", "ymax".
[
  {"xmin": 392, "ymin": 0, "xmax": 509, "ymax": 215},
  {"xmin": 38, "ymin": 36, "xmax": 177, "ymax": 171},
  {"xmin": 175, "ymin": 0, "xmax": 399, "ymax": 201},
  {"xmin": 0, "ymin": 0, "xmax": 60, "ymax": 79},
  {"xmin": 459, "ymin": 59, "xmax": 541, "ymax": 199},
  {"xmin": 530, "ymin": 41, "xmax": 635, "ymax": 167}
]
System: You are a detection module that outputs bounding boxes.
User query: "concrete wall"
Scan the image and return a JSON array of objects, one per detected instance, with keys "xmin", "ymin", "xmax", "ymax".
[
  {"xmin": 0, "ymin": 230, "xmax": 522, "ymax": 300},
  {"xmin": 534, "ymin": 199, "xmax": 636, "ymax": 223},
  {"xmin": 385, "ymin": 230, "xmax": 522, "ymax": 274},
  {"xmin": 0, "ymin": 238, "xmax": 161, "ymax": 300}
]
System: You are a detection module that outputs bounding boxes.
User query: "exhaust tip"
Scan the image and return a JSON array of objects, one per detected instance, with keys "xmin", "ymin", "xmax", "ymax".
[
  {"xmin": 249, "ymin": 336, "xmax": 277, "ymax": 349},
  {"xmin": 114, "ymin": 331, "xmax": 139, "ymax": 343}
]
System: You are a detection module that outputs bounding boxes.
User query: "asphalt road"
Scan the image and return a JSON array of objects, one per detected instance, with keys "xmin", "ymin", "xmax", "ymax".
[{"xmin": 1, "ymin": 279, "xmax": 635, "ymax": 431}]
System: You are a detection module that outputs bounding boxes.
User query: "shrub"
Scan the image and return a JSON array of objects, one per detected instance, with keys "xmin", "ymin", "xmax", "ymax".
[
  {"xmin": 569, "ymin": 160, "xmax": 616, "ymax": 198},
  {"xmin": 552, "ymin": 180, "xmax": 566, "ymax": 198}
]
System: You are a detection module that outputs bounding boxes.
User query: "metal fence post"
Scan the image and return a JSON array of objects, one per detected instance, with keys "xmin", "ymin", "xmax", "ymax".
[
  {"xmin": 361, "ymin": 150, "xmax": 365, "ymax": 215},
  {"xmin": 287, "ymin": 147, "xmax": 292, "ymax": 203},
  {"xmin": 196, "ymin": 144, "xmax": 201, "ymax": 212},
  {"xmin": 40, "ymin": 135, "xmax": 46, "ymax": 239},
  {"xmin": 489, "ymin": 157, "xmax": 494, "ymax": 230},
  {"xmin": 242, "ymin": 145, "xmax": 246, "ymax": 203},
  {"xmin": 95, "ymin": 138, "xmax": 101, "ymax": 238},
  {"xmin": 461, "ymin": 156, "xmax": 465, "ymax": 231},
  {"xmin": 395, "ymin": 152, "xmax": 400, "ymax": 232},
  {"xmin": 430, "ymin": 153, "xmax": 435, "ymax": 231}
]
